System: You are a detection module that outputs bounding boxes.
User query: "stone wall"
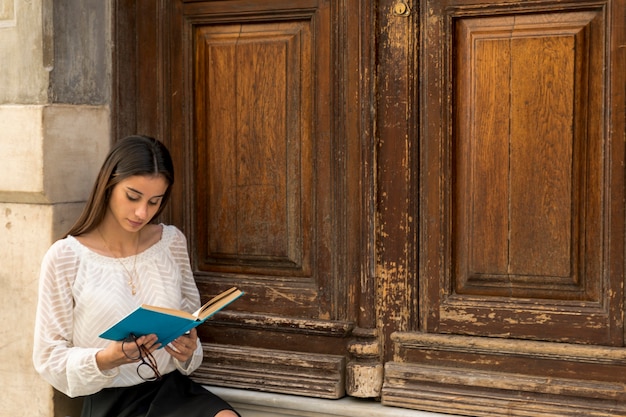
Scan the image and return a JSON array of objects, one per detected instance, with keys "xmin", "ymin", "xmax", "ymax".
[{"xmin": 0, "ymin": 1, "xmax": 111, "ymax": 416}]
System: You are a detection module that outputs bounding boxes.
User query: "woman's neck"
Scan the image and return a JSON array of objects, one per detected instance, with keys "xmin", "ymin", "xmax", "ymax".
[{"xmin": 96, "ymin": 224, "xmax": 141, "ymax": 258}]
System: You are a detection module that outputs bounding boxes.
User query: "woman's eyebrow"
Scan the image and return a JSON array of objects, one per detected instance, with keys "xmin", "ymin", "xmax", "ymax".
[{"xmin": 126, "ymin": 186, "xmax": 165, "ymax": 198}]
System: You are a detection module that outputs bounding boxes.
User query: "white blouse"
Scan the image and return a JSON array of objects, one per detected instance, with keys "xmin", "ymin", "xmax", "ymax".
[{"xmin": 33, "ymin": 224, "xmax": 204, "ymax": 398}]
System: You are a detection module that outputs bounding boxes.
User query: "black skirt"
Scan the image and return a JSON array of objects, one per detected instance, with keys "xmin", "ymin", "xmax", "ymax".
[{"xmin": 81, "ymin": 371, "xmax": 240, "ymax": 417}]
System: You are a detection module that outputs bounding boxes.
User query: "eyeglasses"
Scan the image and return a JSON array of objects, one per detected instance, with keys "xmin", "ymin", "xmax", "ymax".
[{"xmin": 122, "ymin": 334, "xmax": 162, "ymax": 381}]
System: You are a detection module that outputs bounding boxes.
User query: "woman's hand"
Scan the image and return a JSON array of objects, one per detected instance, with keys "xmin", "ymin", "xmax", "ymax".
[
  {"xmin": 96, "ymin": 334, "xmax": 160, "ymax": 371},
  {"xmin": 165, "ymin": 327, "xmax": 198, "ymax": 363}
]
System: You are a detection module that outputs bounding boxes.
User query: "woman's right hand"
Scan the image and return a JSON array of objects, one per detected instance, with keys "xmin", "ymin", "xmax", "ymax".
[{"xmin": 95, "ymin": 334, "xmax": 159, "ymax": 371}]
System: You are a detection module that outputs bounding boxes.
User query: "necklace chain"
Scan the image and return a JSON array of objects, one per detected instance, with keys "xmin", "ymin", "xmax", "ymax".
[{"xmin": 97, "ymin": 228, "xmax": 140, "ymax": 295}]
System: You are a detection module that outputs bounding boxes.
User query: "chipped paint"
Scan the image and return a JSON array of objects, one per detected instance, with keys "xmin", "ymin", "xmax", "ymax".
[{"xmin": 266, "ymin": 287, "xmax": 303, "ymax": 304}]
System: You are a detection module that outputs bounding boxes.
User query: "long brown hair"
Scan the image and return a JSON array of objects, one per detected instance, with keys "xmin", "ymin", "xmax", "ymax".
[{"xmin": 65, "ymin": 135, "xmax": 175, "ymax": 237}]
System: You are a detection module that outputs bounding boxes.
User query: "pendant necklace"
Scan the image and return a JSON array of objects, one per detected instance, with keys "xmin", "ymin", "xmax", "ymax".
[{"xmin": 98, "ymin": 228, "xmax": 140, "ymax": 295}]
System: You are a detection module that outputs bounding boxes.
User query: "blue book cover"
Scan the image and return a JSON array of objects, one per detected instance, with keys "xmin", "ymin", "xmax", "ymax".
[{"xmin": 99, "ymin": 287, "xmax": 244, "ymax": 347}]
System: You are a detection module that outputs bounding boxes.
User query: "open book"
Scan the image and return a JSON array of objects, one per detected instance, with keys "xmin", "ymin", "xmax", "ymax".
[{"xmin": 99, "ymin": 287, "xmax": 244, "ymax": 347}]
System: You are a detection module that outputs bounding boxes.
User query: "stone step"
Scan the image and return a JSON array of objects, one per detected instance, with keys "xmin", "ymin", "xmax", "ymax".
[{"xmin": 207, "ymin": 386, "xmax": 456, "ymax": 417}]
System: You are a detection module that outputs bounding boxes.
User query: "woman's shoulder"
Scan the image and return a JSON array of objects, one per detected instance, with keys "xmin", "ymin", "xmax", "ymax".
[
  {"xmin": 154, "ymin": 224, "xmax": 188, "ymax": 248},
  {"xmin": 47, "ymin": 235, "xmax": 80, "ymax": 254},
  {"xmin": 160, "ymin": 224, "xmax": 185, "ymax": 238},
  {"xmin": 42, "ymin": 236, "xmax": 83, "ymax": 266}
]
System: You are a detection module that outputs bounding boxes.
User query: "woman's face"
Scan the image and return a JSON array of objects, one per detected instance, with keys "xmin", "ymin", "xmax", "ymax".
[{"xmin": 107, "ymin": 174, "xmax": 169, "ymax": 232}]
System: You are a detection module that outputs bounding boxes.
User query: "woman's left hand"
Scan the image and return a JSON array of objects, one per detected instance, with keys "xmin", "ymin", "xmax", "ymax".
[{"xmin": 165, "ymin": 327, "xmax": 198, "ymax": 362}]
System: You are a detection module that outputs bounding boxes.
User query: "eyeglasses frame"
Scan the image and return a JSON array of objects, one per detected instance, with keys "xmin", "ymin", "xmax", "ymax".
[{"xmin": 121, "ymin": 333, "xmax": 162, "ymax": 381}]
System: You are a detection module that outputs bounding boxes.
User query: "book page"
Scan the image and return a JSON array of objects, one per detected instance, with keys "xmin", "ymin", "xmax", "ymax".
[
  {"xmin": 143, "ymin": 305, "xmax": 197, "ymax": 320},
  {"xmin": 195, "ymin": 287, "xmax": 242, "ymax": 319}
]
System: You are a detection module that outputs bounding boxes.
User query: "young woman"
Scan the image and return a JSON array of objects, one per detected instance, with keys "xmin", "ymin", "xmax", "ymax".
[{"xmin": 33, "ymin": 135, "xmax": 240, "ymax": 417}]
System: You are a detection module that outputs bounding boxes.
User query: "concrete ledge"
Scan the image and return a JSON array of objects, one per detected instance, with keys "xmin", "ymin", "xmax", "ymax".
[{"xmin": 206, "ymin": 386, "xmax": 455, "ymax": 417}]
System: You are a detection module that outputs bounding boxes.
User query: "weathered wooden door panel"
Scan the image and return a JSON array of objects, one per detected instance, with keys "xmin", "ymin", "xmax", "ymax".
[
  {"xmin": 382, "ymin": 0, "xmax": 626, "ymax": 412},
  {"xmin": 448, "ymin": 9, "xmax": 612, "ymax": 344},
  {"xmin": 118, "ymin": 0, "xmax": 374, "ymax": 399},
  {"xmin": 177, "ymin": 0, "xmax": 348, "ymax": 397},
  {"xmin": 193, "ymin": 19, "xmax": 318, "ymax": 317},
  {"xmin": 417, "ymin": 0, "xmax": 622, "ymax": 343}
]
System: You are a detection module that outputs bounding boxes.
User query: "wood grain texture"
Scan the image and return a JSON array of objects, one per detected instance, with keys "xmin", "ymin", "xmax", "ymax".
[
  {"xmin": 118, "ymin": 0, "xmax": 372, "ymax": 400},
  {"xmin": 442, "ymin": 9, "xmax": 610, "ymax": 341}
]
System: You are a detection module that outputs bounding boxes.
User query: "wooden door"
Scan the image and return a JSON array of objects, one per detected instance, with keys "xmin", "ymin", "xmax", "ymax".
[
  {"xmin": 379, "ymin": 0, "xmax": 626, "ymax": 415},
  {"xmin": 114, "ymin": 0, "xmax": 626, "ymax": 415},
  {"xmin": 114, "ymin": 0, "xmax": 378, "ymax": 400}
]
